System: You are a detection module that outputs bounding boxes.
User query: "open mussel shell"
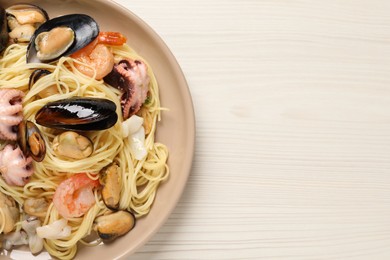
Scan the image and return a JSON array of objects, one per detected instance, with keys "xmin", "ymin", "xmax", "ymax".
[
  {"xmin": 17, "ymin": 120, "xmax": 46, "ymax": 162},
  {"xmin": 29, "ymin": 69, "xmax": 60, "ymax": 98},
  {"xmin": 26, "ymin": 14, "xmax": 99, "ymax": 63},
  {"xmin": 5, "ymin": 4, "xmax": 49, "ymax": 23},
  {"xmin": 5, "ymin": 4, "xmax": 49, "ymax": 43},
  {"xmin": 35, "ymin": 97, "xmax": 118, "ymax": 131},
  {"xmin": 0, "ymin": 7, "xmax": 8, "ymax": 52},
  {"xmin": 29, "ymin": 69, "xmax": 51, "ymax": 89}
]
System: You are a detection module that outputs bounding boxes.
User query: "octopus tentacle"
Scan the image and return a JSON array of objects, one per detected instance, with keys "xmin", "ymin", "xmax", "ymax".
[
  {"xmin": 0, "ymin": 145, "xmax": 33, "ymax": 186},
  {"xmin": 0, "ymin": 114, "xmax": 23, "ymax": 125},
  {"xmin": 0, "ymin": 89, "xmax": 24, "ymax": 141},
  {"xmin": 0, "ymin": 132, "xmax": 7, "ymax": 140},
  {"xmin": 0, "ymin": 89, "xmax": 23, "ymax": 102},
  {"xmin": 0, "ymin": 124, "xmax": 17, "ymax": 140},
  {"xmin": 2, "ymin": 104, "xmax": 23, "ymax": 115},
  {"xmin": 104, "ymin": 58, "xmax": 149, "ymax": 119}
]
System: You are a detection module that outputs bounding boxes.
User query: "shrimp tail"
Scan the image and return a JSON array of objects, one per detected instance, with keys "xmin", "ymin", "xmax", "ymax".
[{"xmin": 98, "ymin": 32, "xmax": 127, "ymax": 46}]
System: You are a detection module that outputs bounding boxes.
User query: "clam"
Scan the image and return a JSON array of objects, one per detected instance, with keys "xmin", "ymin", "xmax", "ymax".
[
  {"xmin": 27, "ymin": 14, "xmax": 99, "ymax": 63},
  {"xmin": 100, "ymin": 163, "xmax": 120, "ymax": 210},
  {"xmin": 5, "ymin": 4, "xmax": 48, "ymax": 43},
  {"xmin": 17, "ymin": 120, "xmax": 46, "ymax": 162},
  {"xmin": 29, "ymin": 69, "xmax": 59, "ymax": 98},
  {"xmin": 0, "ymin": 7, "xmax": 8, "ymax": 52},
  {"xmin": 52, "ymin": 131, "xmax": 93, "ymax": 159},
  {"xmin": 35, "ymin": 97, "xmax": 118, "ymax": 131},
  {"xmin": 23, "ymin": 198, "xmax": 49, "ymax": 218},
  {"xmin": 93, "ymin": 211, "xmax": 136, "ymax": 242}
]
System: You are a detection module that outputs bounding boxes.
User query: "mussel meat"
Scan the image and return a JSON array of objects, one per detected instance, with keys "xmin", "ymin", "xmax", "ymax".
[
  {"xmin": 6, "ymin": 4, "xmax": 48, "ymax": 43},
  {"xmin": 0, "ymin": 192, "xmax": 19, "ymax": 234},
  {"xmin": 17, "ymin": 120, "xmax": 46, "ymax": 162},
  {"xmin": 35, "ymin": 97, "xmax": 118, "ymax": 131},
  {"xmin": 93, "ymin": 210, "xmax": 136, "ymax": 242},
  {"xmin": 100, "ymin": 163, "xmax": 120, "ymax": 210},
  {"xmin": 0, "ymin": 7, "xmax": 8, "ymax": 52},
  {"xmin": 27, "ymin": 14, "xmax": 99, "ymax": 63}
]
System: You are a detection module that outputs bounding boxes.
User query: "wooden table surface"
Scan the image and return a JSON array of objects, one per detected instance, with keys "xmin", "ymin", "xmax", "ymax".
[{"xmin": 113, "ymin": 0, "xmax": 390, "ymax": 259}]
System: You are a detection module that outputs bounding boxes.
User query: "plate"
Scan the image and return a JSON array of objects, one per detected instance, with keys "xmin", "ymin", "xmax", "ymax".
[{"xmin": 0, "ymin": 0, "xmax": 195, "ymax": 259}]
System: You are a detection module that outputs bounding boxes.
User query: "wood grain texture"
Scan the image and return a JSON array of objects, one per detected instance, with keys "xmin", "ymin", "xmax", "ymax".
[{"xmin": 113, "ymin": 0, "xmax": 390, "ymax": 259}]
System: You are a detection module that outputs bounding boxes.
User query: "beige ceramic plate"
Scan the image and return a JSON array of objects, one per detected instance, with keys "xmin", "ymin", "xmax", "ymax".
[{"xmin": 0, "ymin": 0, "xmax": 195, "ymax": 259}]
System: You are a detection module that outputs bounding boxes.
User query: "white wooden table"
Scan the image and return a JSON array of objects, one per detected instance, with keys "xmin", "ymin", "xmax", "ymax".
[{"xmin": 114, "ymin": 0, "xmax": 390, "ymax": 259}]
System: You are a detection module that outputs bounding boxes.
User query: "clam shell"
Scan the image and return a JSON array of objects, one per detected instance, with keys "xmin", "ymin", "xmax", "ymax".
[{"xmin": 26, "ymin": 14, "xmax": 99, "ymax": 63}]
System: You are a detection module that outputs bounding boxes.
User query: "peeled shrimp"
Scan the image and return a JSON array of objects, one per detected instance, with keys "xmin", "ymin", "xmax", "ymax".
[
  {"xmin": 53, "ymin": 173, "xmax": 99, "ymax": 219},
  {"xmin": 71, "ymin": 32, "xmax": 127, "ymax": 80}
]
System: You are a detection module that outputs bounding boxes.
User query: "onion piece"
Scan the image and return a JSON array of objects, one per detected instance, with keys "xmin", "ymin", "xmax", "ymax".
[
  {"xmin": 130, "ymin": 126, "xmax": 147, "ymax": 160},
  {"xmin": 121, "ymin": 115, "xmax": 147, "ymax": 160},
  {"xmin": 121, "ymin": 115, "xmax": 143, "ymax": 138}
]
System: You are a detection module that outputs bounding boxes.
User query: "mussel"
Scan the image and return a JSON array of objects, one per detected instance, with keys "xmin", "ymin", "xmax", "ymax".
[
  {"xmin": 0, "ymin": 192, "xmax": 19, "ymax": 234},
  {"xmin": 17, "ymin": 120, "xmax": 46, "ymax": 162},
  {"xmin": 93, "ymin": 211, "xmax": 136, "ymax": 242},
  {"xmin": 29, "ymin": 69, "xmax": 58, "ymax": 98},
  {"xmin": 0, "ymin": 7, "xmax": 8, "ymax": 52},
  {"xmin": 27, "ymin": 14, "xmax": 99, "ymax": 63},
  {"xmin": 29, "ymin": 69, "xmax": 51, "ymax": 88},
  {"xmin": 6, "ymin": 4, "xmax": 48, "ymax": 43},
  {"xmin": 35, "ymin": 97, "xmax": 118, "ymax": 131},
  {"xmin": 100, "ymin": 163, "xmax": 120, "ymax": 210}
]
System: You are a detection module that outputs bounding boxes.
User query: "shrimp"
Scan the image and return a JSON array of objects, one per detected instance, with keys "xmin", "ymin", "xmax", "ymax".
[
  {"xmin": 53, "ymin": 173, "xmax": 100, "ymax": 219},
  {"xmin": 97, "ymin": 32, "xmax": 127, "ymax": 46},
  {"xmin": 71, "ymin": 32, "xmax": 127, "ymax": 80}
]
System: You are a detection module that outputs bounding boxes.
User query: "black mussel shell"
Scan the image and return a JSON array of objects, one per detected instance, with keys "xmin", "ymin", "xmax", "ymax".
[
  {"xmin": 26, "ymin": 14, "xmax": 99, "ymax": 63},
  {"xmin": 0, "ymin": 7, "xmax": 8, "ymax": 52},
  {"xmin": 29, "ymin": 69, "xmax": 51, "ymax": 89},
  {"xmin": 35, "ymin": 97, "xmax": 118, "ymax": 131},
  {"xmin": 17, "ymin": 121, "xmax": 27, "ymax": 156},
  {"xmin": 17, "ymin": 120, "xmax": 46, "ymax": 162}
]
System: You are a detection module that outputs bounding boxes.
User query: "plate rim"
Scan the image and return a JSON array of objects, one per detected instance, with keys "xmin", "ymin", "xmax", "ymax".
[{"xmin": 0, "ymin": 0, "xmax": 196, "ymax": 258}]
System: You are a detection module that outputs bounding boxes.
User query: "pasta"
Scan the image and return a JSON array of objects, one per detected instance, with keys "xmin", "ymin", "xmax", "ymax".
[{"xmin": 0, "ymin": 23, "xmax": 169, "ymax": 260}]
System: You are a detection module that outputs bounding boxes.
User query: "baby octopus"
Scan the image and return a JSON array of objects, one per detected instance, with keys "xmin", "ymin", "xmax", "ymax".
[
  {"xmin": 104, "ymin": 59, "xmax": 150, "ymax": 119},
  {"xmin": 0, "ymin": 89, "xmax": 33, "ymax": 186},
  {"xmin": 0, "ymin": 89, "xmax": 24, "ymax": 140},
  {"xmin": 0, "ymin": 144, "xmax": 33, "ymax": 186}
]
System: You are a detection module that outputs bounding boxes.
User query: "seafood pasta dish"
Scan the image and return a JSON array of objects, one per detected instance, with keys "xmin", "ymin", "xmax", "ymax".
[{"xmin": 0, "ymin": 3, "xmax": 169, "ymax": 259}]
